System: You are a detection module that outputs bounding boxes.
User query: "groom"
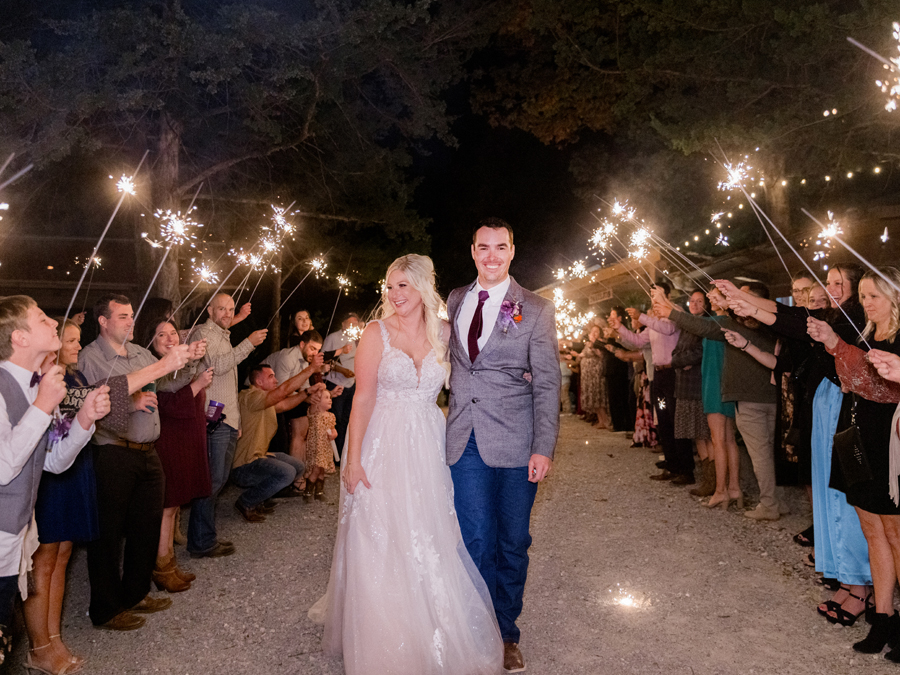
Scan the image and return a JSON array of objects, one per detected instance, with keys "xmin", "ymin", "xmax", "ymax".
[{"xmin": 447, "ymin": 217, "xmax": 561, "ymax": 673}]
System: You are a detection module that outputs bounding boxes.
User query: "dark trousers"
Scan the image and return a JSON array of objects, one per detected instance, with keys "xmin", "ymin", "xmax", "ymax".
[
  {"xmin": 0, "ymin": 572, "xmax": 16, "ymax": 632},
  {"xmin": 87, "ymin": 443, "xmax": 165, "ymax": 625},
  {"xmin": 450, "ymin": 431, "xmax": 538, "ymax": 643},
  {"xmin": 325, "ymin": 382, "xmax": 355, "ymax": 459},
  {"xmin": 651, "ymin": 368, "xmax": 694, "ymax": 476}
]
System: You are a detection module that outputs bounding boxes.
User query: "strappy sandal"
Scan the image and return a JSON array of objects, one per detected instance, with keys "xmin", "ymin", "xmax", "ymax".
[
  {"xmin": 817, "ymin": 585, "xmax": 848, "ymax": 619},
  {"xmin": 793, "ymin": 525, "xmax": 814, "ymax": 547},
  {"xmin": 826, "ymin": 590, "xmax": 873, "ymax": 627}
]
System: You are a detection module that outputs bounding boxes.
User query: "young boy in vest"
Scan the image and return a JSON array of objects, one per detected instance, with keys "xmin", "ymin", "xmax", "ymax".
[{"xmin": 0, "ymin": 296, "xmax": 109, "ymax": 665}]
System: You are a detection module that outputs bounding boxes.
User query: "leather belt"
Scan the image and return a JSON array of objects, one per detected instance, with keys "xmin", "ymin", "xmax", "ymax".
[
  {"xmin": 105, "ymin": 439, "xmax": 155, "ymax": 452},
  {"xmin": 655, "ymin": 364, "xmax": 673, "ymax": 371}
]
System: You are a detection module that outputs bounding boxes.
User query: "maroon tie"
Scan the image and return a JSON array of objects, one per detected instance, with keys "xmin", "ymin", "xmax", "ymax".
[{"xmin": 468, "ymin": 290, "xmax": 490, "ymax": 362}]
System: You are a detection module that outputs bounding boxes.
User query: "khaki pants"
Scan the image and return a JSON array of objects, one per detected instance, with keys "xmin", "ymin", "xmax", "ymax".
[{"xmin": 735, "ymin": 401, "xmax": 779, "ymax": 510}]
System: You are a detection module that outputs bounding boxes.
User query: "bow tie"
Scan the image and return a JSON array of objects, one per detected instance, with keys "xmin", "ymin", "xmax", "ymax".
[{"xmin": 30, "ymin": 371, "xmax": 43, "ymax": 388}]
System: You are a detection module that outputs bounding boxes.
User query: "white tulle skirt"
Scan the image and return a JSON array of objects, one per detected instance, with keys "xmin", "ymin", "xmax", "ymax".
[{"xmin": 309, "ymin": 398, "xmax": 502, "ymax": 674}]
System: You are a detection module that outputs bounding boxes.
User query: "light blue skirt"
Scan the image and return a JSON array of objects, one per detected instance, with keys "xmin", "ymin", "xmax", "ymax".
[{"xmin": 811, "ymin": 379, "xmax": 871, "ymax": 585}]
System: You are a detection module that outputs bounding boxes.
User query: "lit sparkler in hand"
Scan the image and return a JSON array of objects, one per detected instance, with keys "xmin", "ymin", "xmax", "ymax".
[
  {"xmin": 568, "ymin": 260, "xmax": 589, "ymax": 279},
  {"xmin": 818, "ymin": 211, "xmax": 843, "ymax": 241},
  {"xmin": 310, "ymin": 257, "xmax": 327, "ymax": 278},
  {"xmin": 589, "ymin": 220, "xmax": 617, "ymax": 252},
  {"xmin": 718, "ymin": 161, "xmax": 751, "ymax": 192},
  {"xmin": 336, "ymin": 273, "xmax": 352, "ymax": 295},
  {"xmin": 155, "ymin": 208, "xmax": 202, "ymax": 248}
]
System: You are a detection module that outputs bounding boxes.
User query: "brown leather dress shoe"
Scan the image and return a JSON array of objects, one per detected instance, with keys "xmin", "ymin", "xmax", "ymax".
[
  {"xmin": 235, "ymin": 500, "xmax": 266, "ymax": 523},
  {"xmin": 98, "ymin": 611, "xmax": 145, "ymax": 631},
  {"xmin": 503, "ymin": 642, "xmax": 526, "ymax": 672},
  {"xmin": 131, "ymin": 595, "xmax": 173, "ymax": 614},
  {"xmin": 649, "ymin": 470, "xmax": 675, "ymax": 481}
]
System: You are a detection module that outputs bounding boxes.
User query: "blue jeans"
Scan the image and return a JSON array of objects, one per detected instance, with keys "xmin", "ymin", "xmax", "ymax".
[
  {"xmin": 231, "ymin": 453, "xmax": 304, "ymax": 508},
  {"xmin": 188, "ymin": 423, "xmax": 238, "ymax": 554},
  {"xmin": 450, "ymin": 431, "xmax": 538, "ymax": 643}
]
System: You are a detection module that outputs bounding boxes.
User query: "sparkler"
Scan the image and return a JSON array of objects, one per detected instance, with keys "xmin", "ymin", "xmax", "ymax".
[
  {"xmin": 343, "ymin": 324, "xmax": 362, "ymax": 342},
  {"xmin": 77, "ymin": 255, "xmax": 103, "ymax": 313},
  {"xmin": 57, "ymin": 150, "xmax": 149, "ymax": 363},
  {"xmin": 553, "ymin": 288, "xmax": 596, "ymax": 340},
  {"xmin": 801, "ymin": 208, "xmax": 900, "ymax": 297},
  {"xmin": 266, "ymin": 254, "xmax": 331, "ymax": 330},
  {"xmin": 325, "ymin": 258, "xmax": 354, "ymax": 338}
]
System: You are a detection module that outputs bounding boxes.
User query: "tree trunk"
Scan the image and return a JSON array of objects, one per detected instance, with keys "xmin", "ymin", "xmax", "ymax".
[
  {"xmin": 141, "ymin": 111, "xmax": 183, "ymax": 309},
  {"xmin": 762, "ymin": 154, "xmax": 791, "ymax": 235}
]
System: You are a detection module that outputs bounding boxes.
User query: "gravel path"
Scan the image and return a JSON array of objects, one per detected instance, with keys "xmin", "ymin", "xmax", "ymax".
[{"xmin": 8, "ymin": 415, "xmax": 899, "ymax": 674}]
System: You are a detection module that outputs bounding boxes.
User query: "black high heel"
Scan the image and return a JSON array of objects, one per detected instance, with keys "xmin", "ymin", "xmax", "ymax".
[
  {"xmin": 817, "ymin": 585, "xmax": 848, "ymax": 619},
  {"xmin": 854, "ymin": 611, "xmax": 900, "ymax": 653},
  {"xmin": 826, "ymin": 589, "xmax": 873, "ymax": 627},
  {"xmin": 793, "ymin": 525, "xmax": 814, "ymax": 547}
]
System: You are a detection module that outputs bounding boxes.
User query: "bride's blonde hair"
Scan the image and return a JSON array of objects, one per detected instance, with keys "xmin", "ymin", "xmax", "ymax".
[{"xmin": 377, "ymin": 254, "xmax": 449, "ymax": 376}]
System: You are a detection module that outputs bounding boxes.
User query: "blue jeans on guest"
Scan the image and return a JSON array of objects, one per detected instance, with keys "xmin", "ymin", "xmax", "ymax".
[
  {"xmin": 231, "ymin": 453, "xmax": 304, "ymax": 508},
  {"xmin": 450, "ymin": 431, "xmax": 538, "ymax": 644},
  {"xmin": 188, "ymin": 423, "xmax": 238, "ymax": 555}
]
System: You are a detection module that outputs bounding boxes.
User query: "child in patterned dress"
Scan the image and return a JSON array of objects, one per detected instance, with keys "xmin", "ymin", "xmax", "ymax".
[{"xmin": 304, "ymin": 391, "xmax": 337, "ymax": 501}]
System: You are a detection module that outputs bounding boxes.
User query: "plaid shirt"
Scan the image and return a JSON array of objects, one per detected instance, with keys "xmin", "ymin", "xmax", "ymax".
[{"xmin": 192, "ymin": 319, "xmax": 255, "ymax": 431}]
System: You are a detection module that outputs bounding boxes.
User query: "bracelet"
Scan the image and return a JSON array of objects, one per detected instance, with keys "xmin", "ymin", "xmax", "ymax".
[{"xmin": 741, "ymin": 340, "xmax": 751, "ymax": 351}]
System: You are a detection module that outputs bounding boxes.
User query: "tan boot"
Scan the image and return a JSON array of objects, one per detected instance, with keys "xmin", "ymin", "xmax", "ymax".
[
  {"xmin": 152, "ymin": 553, "xmax": 191, "ymax": 593},
  {"xmin": 173, "ymin": 561, "xmax": 196, "ymax": 583}
]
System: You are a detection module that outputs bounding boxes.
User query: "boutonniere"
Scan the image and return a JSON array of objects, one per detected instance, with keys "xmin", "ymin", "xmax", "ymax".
[
  {"xmin": 48, "ymin": 413, "xmax": 73, "ymax": 446},
  {"xmin": 499, "ymin": 300, "xmax": 523, "ymax": 334}
]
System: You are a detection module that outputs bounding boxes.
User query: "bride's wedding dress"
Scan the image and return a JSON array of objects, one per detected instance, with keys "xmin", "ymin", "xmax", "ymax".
[{"xmin": 309, "ymin": 320, "xmax": 501, "ymax": 674}]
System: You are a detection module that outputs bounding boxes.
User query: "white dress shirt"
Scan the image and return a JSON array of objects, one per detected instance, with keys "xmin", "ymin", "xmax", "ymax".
[
  {"xmin": 0, "ymin": 361, "xmax": 94, "ymax": 591},
  {"xmin": 456, "ymin": 276, "xmax": 511, "ymax": 359}
]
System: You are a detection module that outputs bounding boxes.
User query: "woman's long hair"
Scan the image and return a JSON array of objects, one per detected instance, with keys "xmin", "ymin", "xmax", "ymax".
[
  {"xmin": 140, "ymin": 316, "xmax": 181, "ymax": 360},
  {"xmin": 54, "ymin": 317, "xmax": 82, "ymax": 373},
  {"xmin": 376, "ymin": 254, "xmax": 449, "ymax": 376},
  {"xmin": 860, "ymin": 267, "xmax": 900, "ymax": 344}
]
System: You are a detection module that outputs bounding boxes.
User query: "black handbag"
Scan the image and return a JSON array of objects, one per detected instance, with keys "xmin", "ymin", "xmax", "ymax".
[{"xmin": 830, "ymin": 395, "xmax": 873, "ymax": 489}]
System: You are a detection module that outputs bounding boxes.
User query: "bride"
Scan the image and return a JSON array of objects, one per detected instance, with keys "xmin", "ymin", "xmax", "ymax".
[{"xmin": 309, "ymin": 254, "xmax": 502, "ymax": 674}]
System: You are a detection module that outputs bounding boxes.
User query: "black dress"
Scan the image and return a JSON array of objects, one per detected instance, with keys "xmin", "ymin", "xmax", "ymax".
[{"xmin": 842, "ymin": 336, "xmax": 900, "ymax": 515}]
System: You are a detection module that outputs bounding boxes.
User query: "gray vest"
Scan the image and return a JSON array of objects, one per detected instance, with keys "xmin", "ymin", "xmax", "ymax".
[{"xmin": 0, "ymin": 368, "xmax": 50, "ymax": 535}]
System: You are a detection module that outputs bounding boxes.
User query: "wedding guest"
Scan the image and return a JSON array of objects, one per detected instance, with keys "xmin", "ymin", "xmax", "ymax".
[
  {"xmin": 305, "ymin": 390, "xmax": 339, "ymax": 501},
  {"xmin": 672, "ymin": 291, "xmax": 713, "ymax": 496},
  {"xmin": 186, "ymin": 293, "xmax": 267, "ymax": 559},
  {"xmin": 614, "ymin": 284, "xmax": 690, "ymax": 482},
  {"xmin": 0, "ymin": 297, "xmax": 109, "ymax": 670},
  {"xmin": 285, "ymin": 309, "xmax": 313, "ymax": 347},
  {"xmin": 719, "ymin": 265, "xmax": 871, "ymax": 619},
  {"xmin": 143, "ymin": 318, "xmax": 214, "ymax": 593},
  {"xmin": 26, "ymin": 318, "xmax": 127, "ymax": 673},
  {"xmin": 231, "ymin": 364, "xmax": 325, "ymax": 521},
  {"xmin": 604, "ymin": 307, "xmax": 631, "ymax": 432},
  {"xmin": 78, "ymin": 294, "xmax": 198, "ymax": 630},
  {"xmin": 575, "ymin": 324, "xmax": 610, "ymax": 428},
  {"xmin": 262, "ymin": 330, "xmax": 326, "ymax": 488},
  {"xmin": 805, "ymin": 269, "xmax": 900, "ymax": 646},
  {"xmin": 322, "ymin": 313, "xmax": 359, "ymax": 457},
  {"xmin": 559, "ymin": 342, "xmax": 573, "ymax": 414},
  {"xmin": 654, "ymin": 282, "xmax": 780, "ymax": 514}
]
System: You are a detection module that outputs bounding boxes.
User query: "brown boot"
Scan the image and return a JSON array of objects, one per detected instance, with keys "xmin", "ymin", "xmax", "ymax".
[
  {"xmin": 314, "ymin": 479, "xmax": 325, "ymax": 502},
  {"xmin": 152, "ymin": 554, "xmax": 191, "ymax": 593},
  {"xmin": 173, "ymin": 562, "xmax": 196, "ymax": 583},
  {"xmin": 302, "ymin": 481, "xmax": 314, "ymax": 503},
  {"xmin": 689, "ymin": 459, "xmax": 716, "ymax": 497}
]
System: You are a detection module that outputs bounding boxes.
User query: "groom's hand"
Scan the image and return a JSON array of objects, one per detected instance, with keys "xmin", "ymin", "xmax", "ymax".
[{"xmin": 528, "ymin": 454, "xmax": 552, "ymax": 483}]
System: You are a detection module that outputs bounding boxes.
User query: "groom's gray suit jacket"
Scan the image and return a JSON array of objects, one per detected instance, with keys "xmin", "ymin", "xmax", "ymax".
[{"xmin": 446, "ymin": 276, "xmax": 561, "ymax": 468}]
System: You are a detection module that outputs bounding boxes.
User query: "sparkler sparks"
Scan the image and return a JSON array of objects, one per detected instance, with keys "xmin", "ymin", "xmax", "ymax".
[
  {"xmin": 818, "ymin": 211, "xmax": 843, "ymax": 240},
  {"xmin": 718, "ymin": 161, "xmax": 751, "ymax": 192},
  {"xmin": 553, "ymin": 288, "xmax": 595, "ymax": 340},
  {"xmin": 310, "ymin": 257, "xmax": 328, "ymax": 278},
  {"xmin": 611, "ymin": 199, "xmax": 636, "ymax": 222},
  {"xmin": 715, "ymin": 234, "xmax": 730, "ymax": 247},
  {"xmin": 270, "ymin": 204, "xmax": 296, "ymax": 236},
  {"xmin": 336, "ymin": 273, "xmax": 352, "ymax": 295},
  {"xmin": 568, "ymin": 260, "xmax": 589, "ymax": 279},
  {"xmin": 589, "ymin": 220, "xmax": 617, "ymax": 252},
  {"xmin": 629, "ymin": 228, "xmax": 651, "ymax": 260},
  {"xmin": 75, "ymin": 255, "xmax": 102, "ymax": 269},
  {"xmin": 555, "ymin": 268, "xmax": 566, "ymax": 281},
  {"xmin": 191, "ymin": 261, "xmax": 220, "ymax": 285},
  {"xmin": 874, "ymin": 23, "xmax": 900, "ymax": 112},
  {"xmin": 115, "ymin": 174, "xmax": 136, "ymax": 195},
  {"xmin": 154, "ymin": 208, "xmax": 202, "ymax": 247},
  {"xmin": 343, "ymin": 324, "xmax": 362, "ymax": 342},
  {"xmin": 882, "ymin": 227, "xmax": 890, "ymax": 243}
]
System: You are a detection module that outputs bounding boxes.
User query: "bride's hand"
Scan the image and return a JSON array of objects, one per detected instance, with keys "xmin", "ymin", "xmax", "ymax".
[{"xmin": 342, "ymin": 462, "xmax": 371, "ymax": 494}]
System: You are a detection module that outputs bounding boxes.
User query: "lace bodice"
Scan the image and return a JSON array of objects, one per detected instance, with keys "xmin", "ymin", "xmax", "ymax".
[{"xmin": 374, "ymin": 320, "xmax": 446, "ymax": 404}]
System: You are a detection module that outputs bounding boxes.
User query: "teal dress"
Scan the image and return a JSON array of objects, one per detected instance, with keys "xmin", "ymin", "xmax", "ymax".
[{"xmin": 700, "ymin": 315, "xmax": 735, "ymax": 418}]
